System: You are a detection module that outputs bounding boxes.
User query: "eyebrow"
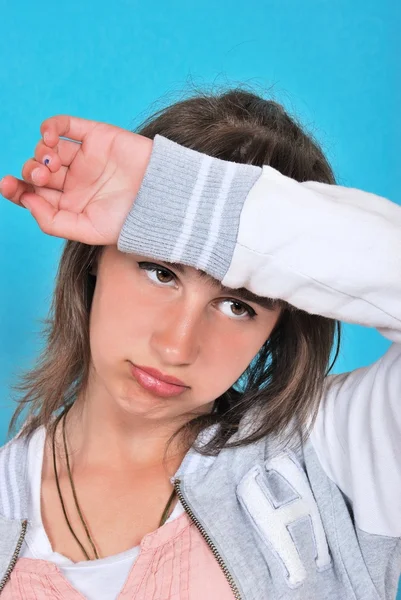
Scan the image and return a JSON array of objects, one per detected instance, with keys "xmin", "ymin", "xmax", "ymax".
[{"xmin": 165, "ymin": 262, "xmax": 281, "ymax": 311}]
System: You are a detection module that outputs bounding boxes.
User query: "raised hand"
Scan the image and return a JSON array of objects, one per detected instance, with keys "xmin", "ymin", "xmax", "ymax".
[{"xmin": 0, "ymin": 116, "xmax": 153, "ymax": 244}]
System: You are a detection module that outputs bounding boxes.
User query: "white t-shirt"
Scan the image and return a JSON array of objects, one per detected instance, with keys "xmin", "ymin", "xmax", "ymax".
[{"xmin": 20, "ymin": 426, "xmax": 185, "ymax": 600}]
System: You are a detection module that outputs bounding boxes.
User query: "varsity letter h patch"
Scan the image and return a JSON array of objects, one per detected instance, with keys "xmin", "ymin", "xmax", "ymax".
[{"xmin": 236, "ymin": 453, "xmax": 332, "ymax": 588}]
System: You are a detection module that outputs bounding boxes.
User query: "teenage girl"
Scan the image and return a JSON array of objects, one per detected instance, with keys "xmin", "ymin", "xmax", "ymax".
[{"xmin": 0, "ymin": 90, "xmax": 399, "ymax": 599}]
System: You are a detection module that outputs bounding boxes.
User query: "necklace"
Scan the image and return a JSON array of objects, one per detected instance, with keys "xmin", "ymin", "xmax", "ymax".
[{"xmin": 51, "ymin": 406, "xmax": 177, "ymax": 561}]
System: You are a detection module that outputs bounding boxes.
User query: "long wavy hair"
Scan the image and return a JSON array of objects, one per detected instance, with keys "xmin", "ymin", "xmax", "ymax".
[{"xmin": 10, "ymin": 87, "xmax": 340, "ymax": 454}]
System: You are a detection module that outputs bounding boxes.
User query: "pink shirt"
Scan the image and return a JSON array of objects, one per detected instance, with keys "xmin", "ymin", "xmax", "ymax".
[{"xmin": 2, "ymin": 512, "xmax": 235, "ymax": 599}]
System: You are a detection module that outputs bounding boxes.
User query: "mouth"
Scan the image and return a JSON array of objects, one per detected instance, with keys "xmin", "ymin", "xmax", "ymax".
[{"xmin": 130, "ymin": 363, "xmax": 189, "ymax": 398}]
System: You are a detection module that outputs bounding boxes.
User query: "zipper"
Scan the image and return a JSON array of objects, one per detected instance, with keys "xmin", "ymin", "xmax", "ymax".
[
  {"xmin": 173, "ymin": 479, "xmax": 242, "ymax": 600},
  {"xmin": 0, "ymin": 519, "xmax": 28, "ymax": 594}
]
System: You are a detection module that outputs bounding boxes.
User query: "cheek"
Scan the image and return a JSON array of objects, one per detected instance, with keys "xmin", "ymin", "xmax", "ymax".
[
  {"xmin": 195, "ymin": 322, "xmax": 273, "ymax": 399},
  {"xmin": 89, "ymin": 269, "xmax": 176, "ymax": 364}
]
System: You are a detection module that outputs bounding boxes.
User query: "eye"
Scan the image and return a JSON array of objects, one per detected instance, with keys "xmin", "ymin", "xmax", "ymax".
[
  {"xmin": 138, "ymin": 262, "xmax": 177, "ymax": 287},
  {"xmin": 218, "ymin": 299, "xmax": 256, "ymax": 320}
]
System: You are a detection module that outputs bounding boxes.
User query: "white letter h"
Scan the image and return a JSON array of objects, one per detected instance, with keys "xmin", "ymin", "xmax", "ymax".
[{"xmin": 236, "ymin": 453, "xmax": 331, "ymax": 587}]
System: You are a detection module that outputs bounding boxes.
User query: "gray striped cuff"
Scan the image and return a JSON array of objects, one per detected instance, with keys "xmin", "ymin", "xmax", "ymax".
[{"xmin": 117, "ymin": 135, "xmax": 262, "ymax": 280}]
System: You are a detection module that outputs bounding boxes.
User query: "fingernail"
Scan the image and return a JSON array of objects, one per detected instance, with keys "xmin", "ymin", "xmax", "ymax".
[
  {"xmin": 32, "ymin": 167, "xmax": 41, "ymax": 182},
  {"xmin": 44, "ymin": 132, "xmax": 51, "ymax": 145},
  {"xmin": 43, "ymin": 155, "xmax": 51, "ymax": 167},
  {"xmin": 0, "ymin": 178, "xmax": 3, "ymax": 193}
]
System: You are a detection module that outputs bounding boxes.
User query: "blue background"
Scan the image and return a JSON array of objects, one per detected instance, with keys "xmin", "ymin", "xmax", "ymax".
[{"xmin": 0, "ymin": 0, "xmax": 399, "ymax": 595}]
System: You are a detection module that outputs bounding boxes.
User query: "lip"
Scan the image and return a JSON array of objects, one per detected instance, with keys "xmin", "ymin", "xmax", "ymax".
[
  {"xmin": 136, "ymin": 365, "xmax": 188, "ymax": 387},
  {"xmin": 130, "ymin": 364, "xmax": 189, "ymax": 398}
]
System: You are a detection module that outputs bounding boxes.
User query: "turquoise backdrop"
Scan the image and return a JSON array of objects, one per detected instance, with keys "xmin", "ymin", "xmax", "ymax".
[{"xmin": 0, "ymin": 0, "xmax": 399, "ymax": 595}]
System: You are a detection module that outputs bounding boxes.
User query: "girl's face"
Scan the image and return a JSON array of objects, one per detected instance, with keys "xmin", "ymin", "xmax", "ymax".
[{"xmin": 87, "ymin": 246, "xmax": 282, "ymax": 422}]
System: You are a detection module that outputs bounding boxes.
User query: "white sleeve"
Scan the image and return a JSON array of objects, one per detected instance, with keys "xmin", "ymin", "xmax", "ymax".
[
  {"xmin": 311, "ymin": 345, "xmax": 401, "ymax": 537},
  {"xmin": 222, "ymin": 165, "xmax": 401, "ymax": 537}
]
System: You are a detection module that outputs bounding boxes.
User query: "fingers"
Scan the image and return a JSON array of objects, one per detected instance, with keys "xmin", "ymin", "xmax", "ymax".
[
  {"xmin": 34, "ymin": 140, "xmax": 62, "ymax": 172},
  {"xmin": 27, "ymin": 137, "xmax": 80, "ymax": 192},
  {"xmin": 0, "ymin": 176, "xmax": 86, "ymax": 241},
  {"xmin": 19, "ymin": 194, "xmax": 99, "ymax": 244},
  {"xmin": 0, "ymin": 175, "xmax": 93, "ymax": 242},
  {"xmin": 20, "ymin": 189, "xmax": 62, "ymax": 209},
  {"xmin": 0, "ymin": 175, "xmax": 34, "ymax": 206},
  {"xmin": 0, "ymin": 175, "xmax": 62, "ymax": 209},
  {"xmin": 22, "ymin": 158, "xmax": 68, "ymax": 191},
  {"xmin": 34, "ymin": 138, "xmax": 81, "ymax": 168},
  {"xmin": 40, "ymin": 115, "xmax": 98, "ymax": 146}
]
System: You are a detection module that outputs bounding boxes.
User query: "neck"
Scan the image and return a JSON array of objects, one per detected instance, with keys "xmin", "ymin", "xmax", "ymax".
[{"xmin": 63, "ymin": 378, "xmax": 207, "ymax": 475}]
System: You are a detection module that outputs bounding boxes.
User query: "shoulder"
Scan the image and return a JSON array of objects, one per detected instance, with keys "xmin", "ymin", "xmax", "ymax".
[
  {"xmin": 0, "ymin": 429, "xmax": 30, "ymax": 456},
  {"xmin": 0, "ymin": 429, "xmax": 36, "ymax": 520}
]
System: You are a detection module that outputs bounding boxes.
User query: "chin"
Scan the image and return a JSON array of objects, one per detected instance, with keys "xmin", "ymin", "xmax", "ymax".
[{"xmin": 115, "ymin": 381, "xmax": 175, "ymax": 418}]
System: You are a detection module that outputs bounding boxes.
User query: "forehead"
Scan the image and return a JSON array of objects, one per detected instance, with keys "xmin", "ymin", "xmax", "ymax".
[{"xmin": 167, "ymin": 262, "xmax": 281, "ymax": 311}]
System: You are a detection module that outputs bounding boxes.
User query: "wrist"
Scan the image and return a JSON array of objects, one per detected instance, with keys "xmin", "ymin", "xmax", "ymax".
[
  {"xmin": 117, "ymin": 135, "xmax": 261, "ymax": 279},
  {"xmin": 130, "ymin": 134, "xmax": 153, "ymax": 198}
]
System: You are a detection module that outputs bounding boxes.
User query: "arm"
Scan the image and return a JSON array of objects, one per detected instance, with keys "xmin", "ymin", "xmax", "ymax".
[
  {"xmin": 118, "ymin": 135, "xmax": 401, "ymax": 538},
  {"xmin": 119, "ymin": 135, "xmax": 401, "ymax": 342}
]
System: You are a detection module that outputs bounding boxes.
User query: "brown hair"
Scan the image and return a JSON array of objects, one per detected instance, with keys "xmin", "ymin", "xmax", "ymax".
[{"xmin": 9, "ymin": 87, "xmax": 340, "ymax": 454}]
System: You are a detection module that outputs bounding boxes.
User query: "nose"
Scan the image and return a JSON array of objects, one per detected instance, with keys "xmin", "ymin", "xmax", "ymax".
[{"xmin": 150, "ymin": 300, "xmax": 203, "ymax": 367}]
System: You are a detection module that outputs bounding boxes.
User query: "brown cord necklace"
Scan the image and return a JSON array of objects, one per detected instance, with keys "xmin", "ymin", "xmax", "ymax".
[{"xmin": 51, "ymin": 406, "xmax": 177, "ymax": 561}]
